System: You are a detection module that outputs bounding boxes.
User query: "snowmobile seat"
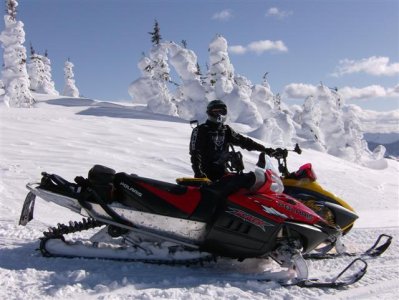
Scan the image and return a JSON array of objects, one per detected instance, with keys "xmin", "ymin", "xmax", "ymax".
[
  {"xmin": 113, "ymin": 173, "xmax": 224, "ymax": 223},
  {"xmin": 87, "ymin": 165, "xmax": 116, "ymax": 203},
  {"xmin": 113, "ymin": 172, "xmax": 196, "ymax": 219}
]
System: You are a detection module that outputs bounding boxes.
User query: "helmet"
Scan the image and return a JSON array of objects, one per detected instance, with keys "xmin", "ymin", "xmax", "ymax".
[{"xmin": 207, "ymin": 100, "xmax": 227, "ymax": 124}]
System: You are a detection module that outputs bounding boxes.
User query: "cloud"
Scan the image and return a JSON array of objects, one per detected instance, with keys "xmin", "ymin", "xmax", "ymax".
[
  {"xmin": 229, "ymin": 40, "xmax": 288, "ymax": 55},
  {"xmin": 212, "ymin": 9, "xmax": 233, "ymax": 21},
  {"xmin": 283, "ymin": 83, "xmax": 318, "ymax": 99},
  {"xmin": 332, "ymin": 56, "xmax": 399, "ymax": 77},
  {"xmin": 339, "ymin": 84, "xmax": 399, "ymax": 100},
  {"xmin": 284, "ymin": 82, "xmax": 399, "ymax": 101},
  {"xmin": 229, "ymin": 45, "xmax": 247, "ymax": 54},
  {"xmin": 266, "ymin": 7, "xmax": 293, "ymax": 19}
]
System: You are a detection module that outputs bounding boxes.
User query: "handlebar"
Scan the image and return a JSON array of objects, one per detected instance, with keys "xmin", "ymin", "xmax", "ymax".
[
  {"xmin": 269, "ymin": 143, "xmax": 302, "ymax": 159},
  {"xmin": 268, "ymin": 143, "xmax": 302, "ymax": 176}
]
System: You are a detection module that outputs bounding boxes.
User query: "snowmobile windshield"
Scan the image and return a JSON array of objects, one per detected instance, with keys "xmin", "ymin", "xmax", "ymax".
[
  {"xmin": 265, "ymin": 155, "xmax": 284, "ymax": 193},
  {"xmin": 295, "ymin": 163, "xmax": 317, "ymax": 181}
]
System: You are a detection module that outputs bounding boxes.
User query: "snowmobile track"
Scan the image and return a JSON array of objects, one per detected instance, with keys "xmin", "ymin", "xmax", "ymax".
[{"xmin": 39, "ymin": 217, "xmax": 216, "ymax": 266}]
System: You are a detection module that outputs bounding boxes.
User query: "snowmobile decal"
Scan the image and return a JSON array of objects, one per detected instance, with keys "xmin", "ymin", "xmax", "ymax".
[
  {"xmin": 262, "ymin": 205, "xmax": 288, "ymax": 219},
  {"xmin": 119, "ymin": 181, "xmax": 143, "ymax": 197},
  {"xmin": 276, "ymin": 202, "xmax": 314, "ymax": 221},
  {"xmin": 226, "ymin": 207, "xmax": 272, "ymax": 231}
]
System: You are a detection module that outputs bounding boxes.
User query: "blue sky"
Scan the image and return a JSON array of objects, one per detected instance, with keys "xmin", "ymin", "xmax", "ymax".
[{"xmin": 1, "ymin": 0, "xmax": 398, "ymax": 111}]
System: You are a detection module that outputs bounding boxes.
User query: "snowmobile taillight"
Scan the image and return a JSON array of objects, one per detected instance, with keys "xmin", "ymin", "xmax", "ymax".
[{"xmin": 295, "ymin": 163, "xmax": 317, "ymax": 181}]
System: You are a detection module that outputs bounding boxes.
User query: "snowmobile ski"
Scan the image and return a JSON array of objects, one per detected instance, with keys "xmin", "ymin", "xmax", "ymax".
[
  {"xmin": 304, "ymin": 234, "xmax": 392, "ymax": 260},
  {"xmin": 280, "ymin": 258, "xmax": 368, "ymax": 288}
]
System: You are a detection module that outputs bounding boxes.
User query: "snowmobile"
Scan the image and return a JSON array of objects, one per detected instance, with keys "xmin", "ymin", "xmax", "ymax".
[
  {"xmin": 269, "ymin": 144, "xmax": 392, "ymax": 259},
  {"xmin": 273, "ymin": 144, "xmax": 358, "ymax": 235},
  {"xmin": 19, "ymin": 154, "xmax": 369, "ymax": 287},
  {"xmin": 192, "ymin": 143, "xmax": 392, "ymax": 260}
]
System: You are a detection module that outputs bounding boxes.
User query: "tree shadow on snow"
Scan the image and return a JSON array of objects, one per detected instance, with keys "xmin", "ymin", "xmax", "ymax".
[{"xmin": 45, "ymin": 98, "xmax": 188, "ymax": 124}]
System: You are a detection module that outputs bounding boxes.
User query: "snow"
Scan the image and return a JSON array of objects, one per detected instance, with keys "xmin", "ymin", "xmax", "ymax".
[{"xmin": 0, "ymin": 95, "xmax": 398, "ymax": 299}]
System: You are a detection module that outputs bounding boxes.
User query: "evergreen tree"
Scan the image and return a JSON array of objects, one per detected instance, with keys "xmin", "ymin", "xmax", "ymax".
[
  {"xmin": 27, "ymin": 44, "xmax": 58, "ymax": 95},
  {"xmin": 149, "ymin": 19, "xmax": 162, "ymax": 45},
  {"xmin": 0, "ymin": 0, "xmax": 34, "ymax": 107},
  {"xmin": 63, "ymin": 58, "xmax": 79, "ymax": 97},
  {"xmin": 40, "ymin": 50, "xmax": 58, "ymax": 95}
]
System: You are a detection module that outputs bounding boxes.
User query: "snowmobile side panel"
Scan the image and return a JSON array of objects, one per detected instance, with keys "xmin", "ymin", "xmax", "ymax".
[
  {"xmin": 201, "ymin": 203, "xmax": 281, "ymax": 258},
  {"xmin": 284, "ymin": 221, "xmax": 330, "ymax": 253},
  {"xmin": 111, "ymin": 206, "xmax": 207, "ymax": 243},
  {"xmin": 282, "ymin": 183, "xmax": 358, "ymax": 232},
  {"xmin": 189, "ymin": 188, "xmax": 223, "ymax": 222},
  {"xmin": 323, "ymin": 201, "xmax": 359, "ymax": 229},
  {"xmin": 228, "ymin": 191, "xmax": 325, "ymax": 226},
  {"xmin": 283, "ymin": 179, "xmax": 355, "ymax": 212}
]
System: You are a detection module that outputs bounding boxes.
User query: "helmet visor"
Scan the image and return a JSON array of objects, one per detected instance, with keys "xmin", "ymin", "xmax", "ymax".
[{"xmin": 208, "ymin": 107, "xmax": 227, "ymax": 117}]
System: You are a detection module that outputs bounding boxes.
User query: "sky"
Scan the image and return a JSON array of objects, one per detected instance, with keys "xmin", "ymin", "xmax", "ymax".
[{"xmin": 1, "ymin": 0, "xmax": 398, "ymax": 111}]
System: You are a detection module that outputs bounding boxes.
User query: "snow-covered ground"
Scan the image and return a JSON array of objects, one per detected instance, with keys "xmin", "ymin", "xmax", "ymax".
[{"xmin": 0, "ymin": 96, "xmax": 398, "ymax": 299}]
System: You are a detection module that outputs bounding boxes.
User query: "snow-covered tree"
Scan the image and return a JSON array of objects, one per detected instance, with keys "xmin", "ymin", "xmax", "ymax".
[
  {"xmin": 128, "ymin": 44, "xmax": 177, "ymax": 116},
  {"xmin": 292, "ymin": 83, "xmax": 380, "ymax": 164},
  {"xmin": 63, "ymin": 59, "xmax": 79, "ymax": 97},
  {"xmin": 41, "ymin": 51, "xmax": 58, "ymax": 95},
  {"xmin": 27, "ymin": 45, "xmax": 45, "ymax": 91},
  {"xmin": 294, "ymin": 95, "xmax": 325, "ymax": 151},
  {"xmin": 206, "ymin": 35, "xmax": 262, "ymax": 128},
  {"xmin": 316, "ymin": 84, "xmax": 348, "ymax": 157},
  {"xmin": 249, "ymin": 76, "xmax": 296, "ymax": 147},
  {"xmin": 0, "ymin": 0, "xmax": 34, "ymax": 107},
  {"xmin": 128, "ymin": 22, "xmax": 178, "ymax": 116},
  {"xmin": 168, "ymin": 42, "xmax": 206, "ymax": 120},
  {"xmin": 27, "ymin": 45, "xmax": 58, "ymax": 95}
]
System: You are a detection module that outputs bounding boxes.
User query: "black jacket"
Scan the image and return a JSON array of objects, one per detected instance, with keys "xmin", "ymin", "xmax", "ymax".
[{"xmin": 190, "ymin": 120, "xmax": 266, "ymax": 181}]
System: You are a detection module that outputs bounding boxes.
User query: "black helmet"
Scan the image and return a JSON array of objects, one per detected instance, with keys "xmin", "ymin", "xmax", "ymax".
[{"xmin": 207, "ymin": 100, "xmax": 227, "ymax": 124}]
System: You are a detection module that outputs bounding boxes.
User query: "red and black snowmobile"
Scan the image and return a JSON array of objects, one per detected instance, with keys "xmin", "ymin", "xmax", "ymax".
[{"xmin": 19, "ymin": 154, "xmax": 368, "ymax": 287}]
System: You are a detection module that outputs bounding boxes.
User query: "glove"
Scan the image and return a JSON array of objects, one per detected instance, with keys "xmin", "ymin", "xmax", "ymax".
[
  {"xmin": 263, "ymin": 147, "xmax": 275, "ymax": 156},
  {"xmin": 273, "ymin": 148, "xmax": 288, "ymax": 158}
]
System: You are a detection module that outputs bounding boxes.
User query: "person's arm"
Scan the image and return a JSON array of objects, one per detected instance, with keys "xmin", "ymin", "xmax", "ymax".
[
  {"xmin": 189, "ymin": 127, "xmax": 207, "ymax": 178},
  {"xmin": 228, "ymin": 126, "xmax": 274, "ymax": 155}
]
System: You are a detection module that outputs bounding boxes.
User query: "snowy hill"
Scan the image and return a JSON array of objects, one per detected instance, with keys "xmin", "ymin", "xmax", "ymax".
[{"xmin": 0, "ymin": 96, "xmax": 398, "ymax": 299}]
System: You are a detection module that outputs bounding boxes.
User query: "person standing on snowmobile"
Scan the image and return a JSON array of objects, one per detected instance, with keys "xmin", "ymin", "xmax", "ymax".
[{"xmin": 190, "ymin": 99, "xmax": 275, "ymax": 183}]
